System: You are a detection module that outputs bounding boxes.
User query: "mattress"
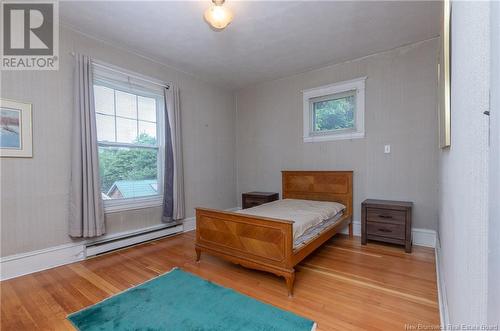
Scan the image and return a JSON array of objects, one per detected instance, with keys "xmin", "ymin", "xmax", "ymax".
[
  {"xmin": 293, "ymin": 211, "xmax": 344, "ymax": 249},
  {"xmin": 235, "ymin": 199, "xmax": 345, "ymax": 240}
]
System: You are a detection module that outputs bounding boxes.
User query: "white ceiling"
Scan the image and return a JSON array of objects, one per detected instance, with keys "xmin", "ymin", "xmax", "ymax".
[{"xmin": 60, "ymin": 1, "xmax": 441, "ymax": 90}]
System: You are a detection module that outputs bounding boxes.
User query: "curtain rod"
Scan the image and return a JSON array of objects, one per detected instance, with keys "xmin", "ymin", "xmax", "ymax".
[{"xmin": 70, "ymin": 52, "xmax": 170, "ymax": 89}]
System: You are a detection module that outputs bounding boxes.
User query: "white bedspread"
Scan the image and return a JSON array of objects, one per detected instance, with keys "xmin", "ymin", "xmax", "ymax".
[{"xmin": 236, "ymin": 199, "xmax": 345, "ymax": 240}]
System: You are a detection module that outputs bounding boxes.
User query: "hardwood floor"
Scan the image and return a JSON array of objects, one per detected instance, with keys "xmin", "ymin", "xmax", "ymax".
[{"xmin": 0, "ymin": 232, "xmax": 440, "ymax": 330}]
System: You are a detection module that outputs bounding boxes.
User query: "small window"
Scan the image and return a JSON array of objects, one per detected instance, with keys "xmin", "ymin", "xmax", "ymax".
[
  {"xmin": 311, "ymin": 91, "xmax": 356, "ymax": 133},
  {"xmin": 93, "ymin": 65, "xmax": 166, "ymax": 212},
  {"xmin": 303, "ymin": 77, "xmax": 366, "ymax": 142}
]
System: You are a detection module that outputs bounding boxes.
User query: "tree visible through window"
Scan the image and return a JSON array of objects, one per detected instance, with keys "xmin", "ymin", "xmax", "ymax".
[
  {"xmin": 94, "ymin": 83, "xmax": 163, "ymax": 200},
  {"xmin": 98, "ymin": 134, "xmax": 158, "ymax": 197},
  {"xmin": 313, "ymin": 94, "xmax": 355, "ymax": 132}
]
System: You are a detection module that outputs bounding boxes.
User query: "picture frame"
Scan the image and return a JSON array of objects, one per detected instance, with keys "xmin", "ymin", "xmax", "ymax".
[
  {"xmin": 439, "ymin": 0, "xmax": 451, "ymax": 148},
  {"xmin": 0, "ymin": 99, "xmax": 33, "ymax": 158}
]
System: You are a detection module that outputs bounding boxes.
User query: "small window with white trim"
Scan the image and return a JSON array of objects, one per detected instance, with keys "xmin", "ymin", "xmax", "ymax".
[{"xmin": 303, "ymin": 77, "xmax": 366, "ymax": 142}]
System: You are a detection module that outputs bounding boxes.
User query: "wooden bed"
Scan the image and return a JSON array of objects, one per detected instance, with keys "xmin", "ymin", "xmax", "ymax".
[{"xmin": 195, "ymin": 171, "xmax": 353, "ymax": 296}]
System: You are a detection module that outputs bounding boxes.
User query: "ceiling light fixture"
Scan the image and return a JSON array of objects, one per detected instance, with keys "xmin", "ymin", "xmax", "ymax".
[{"xmin": 204, "ymin": 0, "xmax": 233, "ymax": 31}]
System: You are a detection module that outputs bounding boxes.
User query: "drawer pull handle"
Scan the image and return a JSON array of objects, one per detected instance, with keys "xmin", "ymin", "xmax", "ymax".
[
  {"xmin": 378, "ymin": 215, "xmax": 393, "ymax": 219},
  {"xmin": 378, "ymin": 228, "xmax": 392, "ymax": 233}
]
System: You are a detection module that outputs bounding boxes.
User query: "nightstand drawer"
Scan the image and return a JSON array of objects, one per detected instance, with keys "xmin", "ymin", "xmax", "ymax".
[
  {"xmin": 244, "ymin": 197, "xmax": 266, "ymax": 208},
  {"xmin": 366, "ymin": 208, "xmax": 406, "ymax": 225},
  {"xmin": 367, "ymin": 221, "xmax": 405, "ymax": 240},
  {"xmin": 242, "ymin": 192, "xmax": 279, "ymax": 209}
]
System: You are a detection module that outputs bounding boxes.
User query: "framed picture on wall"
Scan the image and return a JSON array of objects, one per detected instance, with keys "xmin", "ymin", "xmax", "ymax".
[
  {"xmin": 0, "ymin": 99, "xmax": 33, "ymax": 158},
  {"xmin": 439, "ymin": 0, "xmax": 451, "ymax": 148}
]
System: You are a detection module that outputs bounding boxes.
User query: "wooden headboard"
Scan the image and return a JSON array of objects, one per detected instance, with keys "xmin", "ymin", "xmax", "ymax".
[{"xmin": 282, "ymin": 171, "xmax": 353, "ymax": 218}]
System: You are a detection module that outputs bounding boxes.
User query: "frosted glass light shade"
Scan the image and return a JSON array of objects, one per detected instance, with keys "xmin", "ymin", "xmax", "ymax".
[{"xmin": 204, "ymin": 3, "xmax": 233, "ymax": 30}]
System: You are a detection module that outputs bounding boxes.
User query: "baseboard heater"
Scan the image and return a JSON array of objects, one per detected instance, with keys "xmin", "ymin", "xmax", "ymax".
[{"xmin": 85, "ymin": 224, "xmax": 183, "ymax": 257}]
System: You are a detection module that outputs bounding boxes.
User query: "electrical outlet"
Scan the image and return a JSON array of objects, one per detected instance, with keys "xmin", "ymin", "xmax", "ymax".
[{"xmin": 384, "ymin": 145, "xmax": 391, "ymax": 154}]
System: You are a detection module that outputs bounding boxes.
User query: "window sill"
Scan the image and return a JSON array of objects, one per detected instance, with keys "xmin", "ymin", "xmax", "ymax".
[
  {"xmin": 303, "ymin": 131, "xmax": 365, "ymax": 143},
  {"xmin": 104, "ymin": 195, "xmax": 163, "ymax": 214}
]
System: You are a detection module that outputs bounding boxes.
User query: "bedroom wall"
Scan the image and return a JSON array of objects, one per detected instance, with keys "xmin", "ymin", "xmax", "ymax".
[
  {"xmin": 235, "ymin": 38, "xmax": 439, "ymax": 231},
  {"xmin": 438, "ymin": 1, "xmax": 490, "ymax": 324},
  {"xmin": 488, "ymin": 2, "xmax": 500, "ymax": 324},
  {"xmin": 0, "ymin": 26, "xmax": 236, "ymax": 257}
]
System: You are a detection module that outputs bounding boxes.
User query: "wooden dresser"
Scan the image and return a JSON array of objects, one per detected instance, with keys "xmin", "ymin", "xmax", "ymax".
[
  {"xmin": 242, "ymin": 192, "xmax": 279, "ymax": 209},
  {"xmin": 361, "ymin": 199, "xmax": 413, "ymax": 253}
]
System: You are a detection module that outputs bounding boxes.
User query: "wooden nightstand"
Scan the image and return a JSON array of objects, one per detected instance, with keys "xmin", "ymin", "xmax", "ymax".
[
  {"xmin": 242, "ymin": 192, "xmax": 279, "ymax": 209},
  {"xmin": 361, "ymin": 199, "xmax": 413, "ymax": 253}
]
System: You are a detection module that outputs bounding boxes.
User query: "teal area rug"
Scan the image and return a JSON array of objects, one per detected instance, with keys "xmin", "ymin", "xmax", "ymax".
[{"xmin": 68, "ymin": 268, "xmax": 316, "ymax": 331}]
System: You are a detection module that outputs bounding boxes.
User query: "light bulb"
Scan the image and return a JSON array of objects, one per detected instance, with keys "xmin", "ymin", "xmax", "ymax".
[{"xmin": 204, "ymin": 2, "xmax": 233, "ymax": 30}]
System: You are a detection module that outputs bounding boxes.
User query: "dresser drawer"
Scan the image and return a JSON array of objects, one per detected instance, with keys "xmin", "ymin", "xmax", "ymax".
[
  {"xmin": 366, "ymin": 208, "xmax": 406, "ymax": 225},
  {"xmin": 367, "ymin": 221, "xmax": 405, "ymax": 240}
]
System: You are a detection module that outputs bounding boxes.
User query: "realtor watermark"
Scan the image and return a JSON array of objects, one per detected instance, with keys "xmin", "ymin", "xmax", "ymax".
[
  {"xmin": 405, "ymin": 324, "xmax": 499, "ymax": 331},
  {"xmin": 1, "ymin": 1, "xmax": 59, "ymax": 70}
]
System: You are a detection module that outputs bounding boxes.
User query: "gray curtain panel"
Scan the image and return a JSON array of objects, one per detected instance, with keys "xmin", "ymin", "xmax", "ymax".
[
  {"xmin": 69, "ymin": 54, "xmax": 106, "ymax": 238},
  {"xmin": 163, "ymin": 86, "xmax": 185, "ymax": 222}
]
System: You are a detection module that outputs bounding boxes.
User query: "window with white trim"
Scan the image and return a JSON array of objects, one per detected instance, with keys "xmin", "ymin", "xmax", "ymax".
[
  {"xmin": 93, "ymin": 64, "xmax": 165, "ymax": 211},
  {"xmin": 303, "ymin": 77, "xmax": 366, "ymax": 142}
]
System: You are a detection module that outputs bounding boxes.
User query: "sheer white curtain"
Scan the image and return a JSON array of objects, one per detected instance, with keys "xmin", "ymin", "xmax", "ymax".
[
  {"xmin": 69, "ymin": 54, "xmax": 105, "ymax": 238},
  {"xmin": 162, "ymin": 86, "xmax": 185, "ymax": 222}
]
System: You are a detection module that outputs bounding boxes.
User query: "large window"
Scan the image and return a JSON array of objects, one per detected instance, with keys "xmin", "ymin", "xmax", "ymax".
[
  {"xmin": 303, "ymin": 77, "xmax": 366, "ymax": 142},
  {"xmin": 93, "ymin": 65, "xmax": 165, "ymax": 212}
]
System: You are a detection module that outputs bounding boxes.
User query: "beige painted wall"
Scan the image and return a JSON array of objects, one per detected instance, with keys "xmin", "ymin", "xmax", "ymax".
[
  {"xmin": 439, "ymin": 1, "xmax": 490, "ymax": 323},
  {"xmin": 235, "ymin": 38, "xmax": 439, "ymax": 230},
  {"xmin": 0, "ymin": 27, "xmax": 236, "ymax": 257},
  {"xmin": 488, "ymin": 1, "xmax": 500, "ymax": 324}
]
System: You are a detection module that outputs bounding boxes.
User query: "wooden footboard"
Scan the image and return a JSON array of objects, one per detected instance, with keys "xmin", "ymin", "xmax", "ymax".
[{"xmin": 195, "ymin": 208, "xmax": 296, "ymax": 293}]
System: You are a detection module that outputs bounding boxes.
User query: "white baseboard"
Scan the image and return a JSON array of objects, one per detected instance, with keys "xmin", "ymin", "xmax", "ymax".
[
  {"xmin": 412, "ymin": 228, "xmax": 437, "ymax": 248},
  {"xmin": 0, "ymin": 207, "xmax": 240, "ymax": 280},
  {"xmin": 340, "ymin": 222, "xmax": 436, "ymax": 248},
  {"xmin": 434, "ymin": 236, "xmax": 450, "ymax": 328},
  {"xmin": 0, "ymin": 223, "xmax": 184, "ymax": 281},
  {"xmin": 0, "ymin": 243, "xmax": 86, "ymax": 281},
  {"xmin": 182, "ymin": 216, "xmax": 196, "ymax": 232},
  {"xmin": 340, "ymin": 221, "xmax": 362, "ymax": 236}
]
